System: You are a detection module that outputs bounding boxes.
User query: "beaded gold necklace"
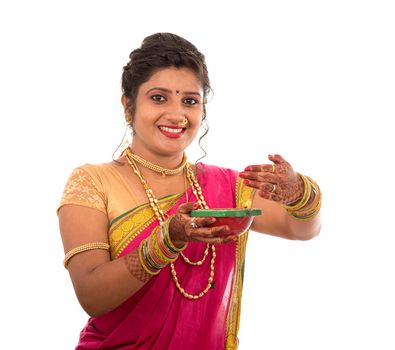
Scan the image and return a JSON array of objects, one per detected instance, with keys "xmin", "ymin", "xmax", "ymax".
[
  {"xmin": 127, "ymin": 150, "xmax": 187, "ymax": 177},
  {"xmin": 124, "ymin": 149, "xmax": 216, "ymax": 300}
]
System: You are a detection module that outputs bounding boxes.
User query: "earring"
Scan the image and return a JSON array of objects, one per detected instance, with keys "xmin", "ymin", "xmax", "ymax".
[{"xmin": 125, "ymin": 113, "xmax": 133, "ymax": 125}]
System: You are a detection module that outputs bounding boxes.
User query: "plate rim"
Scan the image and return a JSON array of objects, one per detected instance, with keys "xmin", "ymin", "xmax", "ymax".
[{"xmin": 190, "ymin": 208, "xmax": 262, "ymax": 217}]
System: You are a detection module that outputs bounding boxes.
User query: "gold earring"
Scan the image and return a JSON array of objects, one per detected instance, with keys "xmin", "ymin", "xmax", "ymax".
[{"xmin": 125, "ymin": 113, "xmax": 133, "ymax": 124}]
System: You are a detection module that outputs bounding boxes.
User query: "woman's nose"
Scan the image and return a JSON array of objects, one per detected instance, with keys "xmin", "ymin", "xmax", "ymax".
[{"xmin": 164, "ymin": 102, "xmax": 186, "ymax": 121}]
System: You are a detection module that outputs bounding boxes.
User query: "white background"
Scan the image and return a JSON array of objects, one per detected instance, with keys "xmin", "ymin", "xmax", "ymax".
[{"xmin": 1, "ymin": 1, "xmax": 394, "ymax": 349}]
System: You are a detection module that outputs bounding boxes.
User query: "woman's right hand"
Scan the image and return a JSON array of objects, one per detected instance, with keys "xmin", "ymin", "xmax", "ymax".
[{"xmin": 169, "ymin": 202, "xmax": 236, "ymax": 246}]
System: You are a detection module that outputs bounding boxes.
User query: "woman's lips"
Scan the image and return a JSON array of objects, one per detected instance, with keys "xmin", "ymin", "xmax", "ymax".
[{"xmin": 158, "ymin": 125, "xmax": 186, "ymax": 139}]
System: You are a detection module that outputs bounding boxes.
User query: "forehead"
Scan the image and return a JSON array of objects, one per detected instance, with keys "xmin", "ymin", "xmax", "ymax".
[{"xmin": 141, "ymin": 67, "xmax": 203, "ymax": 92}]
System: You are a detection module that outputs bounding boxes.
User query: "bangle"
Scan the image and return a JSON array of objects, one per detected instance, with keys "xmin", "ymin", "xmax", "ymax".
[
  {"xmin": 151, "ymin": 226, "xmax": 178, "ymax": 263},
  {"xmin": 161, "ymin": 218, "xmax": 188, "ymax": 253},
  {"xmin": 139, "ymin": 239, "xmax": 161, "ymax": 275},
  {"xmin": 138, "ymin": 221, "xmax": 185, "ymax": 276},
  {"xmin": 63, "ymin": 242, "xmax": 110, "ymax": 268},
  {"xmin": 282, "ymin": 174, "xmax": 312, "ymax": 211},
  {"xmin": 283, "ymin": 175, "xmax": 321, "ymax": 221}
]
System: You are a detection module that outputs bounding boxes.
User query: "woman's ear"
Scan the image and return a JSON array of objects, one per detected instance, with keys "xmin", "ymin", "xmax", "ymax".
[{"xmin": 121, "ymin": 95, "xmax": 133, "ymax": 125}]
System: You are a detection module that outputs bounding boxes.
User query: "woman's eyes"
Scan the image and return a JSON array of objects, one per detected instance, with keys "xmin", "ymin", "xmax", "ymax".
[
  {"xmin": 150, "ymin": 95, "xmax": 199, "ymax": 106},
  {"xmin": 183, "ymin": 98, "xmax": 199, "ymax": 106},
  {"xmin": 151, "ymin": 94, "xmax": 166, "ymax": 102}
]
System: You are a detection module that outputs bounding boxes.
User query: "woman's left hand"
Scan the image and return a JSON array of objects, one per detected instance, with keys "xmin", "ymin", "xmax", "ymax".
[{"xmin": 239, "ymin": 154, "xmax": 304, "ymax": 205}]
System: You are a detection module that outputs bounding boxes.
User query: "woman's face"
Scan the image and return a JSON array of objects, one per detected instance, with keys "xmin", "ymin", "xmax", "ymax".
[{"xmin": 128, "ymin": 67, "xmax": 204, "ymax": 158}]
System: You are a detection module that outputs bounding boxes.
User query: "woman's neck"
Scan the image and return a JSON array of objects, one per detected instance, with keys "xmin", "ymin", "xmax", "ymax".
[{"xmin": 128, "ymin": 144, "xmax": 185, "ymax": 170}]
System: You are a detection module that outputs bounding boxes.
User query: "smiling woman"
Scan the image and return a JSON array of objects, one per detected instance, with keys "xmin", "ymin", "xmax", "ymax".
[
  {"xmin": 123, "ymin": 67, "xmax": 203, "ymax": 157},
  {"xmin": 57, "ymin": 32, "xmax": 321, "ymax": 350}
]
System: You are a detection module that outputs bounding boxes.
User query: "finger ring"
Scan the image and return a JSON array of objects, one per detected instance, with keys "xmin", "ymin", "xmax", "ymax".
[
  {"xmin": 271, "ymin": 184, "xmax": 277, "ymax": 193},
  {"xmin": 271, "ymin": 164, "xmax": 276, "ymax": 173},
  {"xmin": 191, "ymin": 221, "xmax": 198, "ymax": 229}
]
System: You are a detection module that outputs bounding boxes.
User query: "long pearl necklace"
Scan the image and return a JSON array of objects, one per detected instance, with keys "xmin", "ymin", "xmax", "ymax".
[{"xmin": 125, "ymin": 149, "xmax": 216, "ymax": 300}]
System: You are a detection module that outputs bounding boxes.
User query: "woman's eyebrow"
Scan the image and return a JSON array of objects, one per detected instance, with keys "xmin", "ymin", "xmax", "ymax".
[{"xmin": 145, "ymin": 87, "xmax": 201, "ymax": 97}]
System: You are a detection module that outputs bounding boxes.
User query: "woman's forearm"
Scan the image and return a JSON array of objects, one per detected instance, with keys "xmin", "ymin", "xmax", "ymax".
[
  {"xmin": 284, "ymin": 211, "xmax": 321, "ymax": 240},
  {"xmin": 71, "ymin": 250, "xmax": 151, "ymax": 317}
]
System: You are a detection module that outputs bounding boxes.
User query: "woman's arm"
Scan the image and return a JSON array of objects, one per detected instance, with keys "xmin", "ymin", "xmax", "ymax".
[
  {"xmin": 59, "ymin": 202, "xmax": 236, "ymax": 317},
  {"xmin": 249, "ymin": 194, "xmax": 321, "ymax": 240},
  {"xmin": 59, "ymin": 204, "xmax": 150, "ymax": 317}
]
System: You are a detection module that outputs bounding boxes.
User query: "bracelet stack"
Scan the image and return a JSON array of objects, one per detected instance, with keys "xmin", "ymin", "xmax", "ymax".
[
  {"xmin": 139, "ymin": 219, "xmax": 188, "ymax": 276},
  {"xmin": 282, "ymin": 173, "xmax": 321, "ymax": 221}
]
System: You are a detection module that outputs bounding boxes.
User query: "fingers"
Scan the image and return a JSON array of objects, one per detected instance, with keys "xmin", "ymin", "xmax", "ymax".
[
  {"xmin": 188, "ymin": 225, "xmax": 237, "ymax": 244},
  {"xmin": 191, "ymin": 225, "xmax": 230, "ymax": 239},
  {"xmin": 268, "ymin": 154, "xmax": 286, "ymax": 164},
  {"xmin": 170, "ymin": 204, "xmax": 238, "ymax": 245},
  {"xmin": 192, "ymin": 216, "xmax": 217, "ymax": 227},
  {"xmin": 177, "ymin": 202, "xmax": 198, "ymax": 214},
  {"xmin": 241, "ymin": 179, "xmax": 282, "ymax": 203},
  {"xmin": 244, "ymin": 164, "xmax": 273, "ymax": 173},
  {"xmin": 240, "ymin": 171, "xmax": 277, "ymax": 183},
  {"xmin": 184, "ymin": 219, "xmax": 237, "ymax": 244},
  {"xmin": 240, "ymin": 178, "xmax": 273, "ymax": 191},
  {"xmin": 240, "ymin": 153, "xmax": 301, "ymax": 204},
  {"xmin": 189, "ymin": 236, "xmax": 236, "ymax": 244},
  {"xmin": 258, "ymin": 190, "xmax": 282, "ymax": 202},
  {"xmin": 244, "ymin": 154, "xmax": 287, "ymax": 174}
]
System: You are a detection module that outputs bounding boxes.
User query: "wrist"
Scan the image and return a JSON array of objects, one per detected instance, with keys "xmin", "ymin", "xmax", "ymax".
[
  {"xmin": 168, "ymin": 215, "xmax": 189, "ymax": 249},
  {"xmin": 138, "ymin": 221, "xmax": 187, "ymax": 277},
  {"xmin": 165, "ymin": 217, "xmax": 188, "ymax": 251},
  {"xmin": 282, "ymin": 174, "xmax": 321, "ymax": 221}
]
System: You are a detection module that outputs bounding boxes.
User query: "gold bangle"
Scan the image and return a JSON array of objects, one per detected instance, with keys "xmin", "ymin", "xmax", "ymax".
[
  {"xmin": 287, "ymin": 177, "xmax": 322, "ymax": 221},
  {"xmin": 63, "ymin": 242, "xmax": 110, "ymax": 268},
  {"xmin": 288, "ymin": 198, "xmax": 321, "ymax": 220},
  {"xmin": 282, "ymin": 174, "xmax": 312, "ymax": 211}
]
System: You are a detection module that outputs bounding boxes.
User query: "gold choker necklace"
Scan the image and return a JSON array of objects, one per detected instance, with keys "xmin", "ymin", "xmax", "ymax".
[{"xmin": 125, "ymin": 148, "xmax": 187, "ymax": 177}]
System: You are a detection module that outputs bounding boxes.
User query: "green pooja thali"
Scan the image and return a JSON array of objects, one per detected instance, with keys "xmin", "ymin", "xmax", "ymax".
[{"xmin": 190, "ymin": 208, "xmax": 262, "ymax": 236}]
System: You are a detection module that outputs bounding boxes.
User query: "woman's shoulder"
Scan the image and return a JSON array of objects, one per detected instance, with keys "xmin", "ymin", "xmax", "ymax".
[
  {"xmin": 68, "ymin": 160, "xmax": 123, "ymax": 187},
  {"xmin": 74, "ymin": 160, "xmax": 120, "ymax": 176}
]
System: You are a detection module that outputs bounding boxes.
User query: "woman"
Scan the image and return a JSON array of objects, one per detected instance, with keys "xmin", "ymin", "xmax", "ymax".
[{"xmin": 58, "ymin": 33, "xmax": 321, "ymax": 350}]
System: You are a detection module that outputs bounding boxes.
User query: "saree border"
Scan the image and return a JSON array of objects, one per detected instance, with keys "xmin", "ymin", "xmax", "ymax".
[
  {"xmin": 109, "ymin": 194, "xmax": 182, "ymax": 259},
  {"xmin": 225, "ymin": 177, "xmax": 255, "ymax": 349}
]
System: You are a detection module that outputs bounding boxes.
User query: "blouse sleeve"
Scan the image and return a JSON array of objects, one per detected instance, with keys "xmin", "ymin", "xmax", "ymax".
[{"xmin": 57, "ymin": 167, "xmax": 107, "ymax": 215}]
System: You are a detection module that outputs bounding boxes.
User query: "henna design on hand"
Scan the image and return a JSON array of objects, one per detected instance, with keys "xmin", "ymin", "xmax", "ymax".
[
  {"xmin": 169, "ymin": 203, "xmax": 233, "ymax": 244},
  {"xmin": 240, "ymin": 154, "xmax": 304, "ymax": 205}
]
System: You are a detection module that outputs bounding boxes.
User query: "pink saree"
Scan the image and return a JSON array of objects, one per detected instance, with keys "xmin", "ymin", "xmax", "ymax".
[{"xmin": 76, "ymin": 164, "xmax": 254, "ymax": 350}]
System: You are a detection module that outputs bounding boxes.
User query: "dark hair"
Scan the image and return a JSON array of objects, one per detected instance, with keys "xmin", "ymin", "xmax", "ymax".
[{"xmin": 121, "ymin": 33, "xmax": 211, "ymax": 162}]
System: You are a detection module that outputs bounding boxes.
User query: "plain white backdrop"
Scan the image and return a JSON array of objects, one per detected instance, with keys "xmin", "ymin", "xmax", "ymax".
[{"xmin": 1, "ymin": 1, "xmax": 394, "ymax": 349}]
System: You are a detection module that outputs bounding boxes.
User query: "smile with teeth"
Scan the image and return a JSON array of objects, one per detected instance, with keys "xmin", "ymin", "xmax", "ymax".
[{"xmin": 158, "ymin": 126, "xmax": 184, "ymax": 134}]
